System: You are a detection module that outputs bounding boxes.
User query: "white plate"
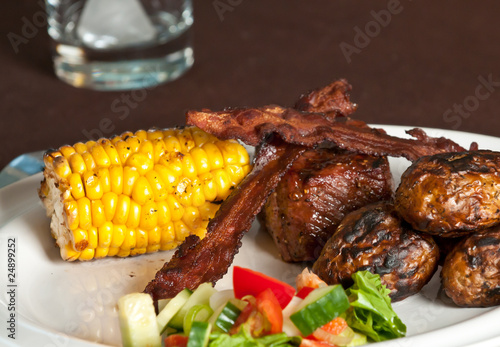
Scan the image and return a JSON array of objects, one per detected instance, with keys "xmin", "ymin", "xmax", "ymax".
[{"xmin": 0, "ymin": 126, "xmax": 499, "ymax": 347}]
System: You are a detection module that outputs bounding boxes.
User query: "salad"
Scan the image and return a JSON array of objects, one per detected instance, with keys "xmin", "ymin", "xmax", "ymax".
[{"xmin": 117, "ymin": 267, "xmax": 406, "ymax": 347}]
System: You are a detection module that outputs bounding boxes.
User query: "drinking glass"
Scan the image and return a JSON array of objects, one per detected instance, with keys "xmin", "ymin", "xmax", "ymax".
[{"xmin": 45, "ymin": 0, "xmax": 194, "ymax": 90}]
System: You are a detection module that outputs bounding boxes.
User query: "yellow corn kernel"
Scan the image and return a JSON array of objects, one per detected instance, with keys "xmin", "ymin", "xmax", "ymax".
[
  {"xmin": 116, "ymin": 249, "xmax": 131, "ymax": 257},
  {"xmin": 126, "ymin": 200, "xmax": 141, "ymax": 229},
  {"xmin": 190, "ymin": 147, "xmax": 210, "ymax": 175},
  {"xmin": 213, "ymin": 168, "xmax": 232, "ymax": 200},
  {"xmin": 95, "ymin": 247, "xmax": 109, "ymax": 259},
  {"xmin": 91, "ymin": 200, "xmax": 106, "ymax": 228},
  {"xmin": 59, "ymin": 145, "xmax": 76, "ymax": 159},
  {"xmin": 148, "ymin": 226, "xmax": 161, "ymax": 246},
  {"xmin": 193, "ymin": 227, "xmax": 208, "ymax": 240},
  {"xmin": 79, "ymin": 248, "xmax": 95, "ymax": 261},
  {"xmin": 132, "ymin": 176, "xmax": 154, "ymax": 205},
  {"xmin": 113, "ymin": 195, "xmax": 130, "ymax": 225},
  {"xmin": 88, "ymin": 226, "xmax": 98, "ymax": 249},
  {"xmin": 199, "ymin": 202, "xmax": 220, "ymax": 221},
  {"xmin": 147, "ymin": 244, "xmax": 160, "ymax": 253},
  {"xmin": 182, "ymin": 206, "xmax": 200, "ymax": 229},
  {"xmin": 160, "ymin": 221, "xmax": 175, "ymax": 247},
  {"xmin": 161, "ymin": 154, "xmax": 183, "ymax": 177},
  {"xmin": 107, "ymin": 246, "xmax": 119, "ymax": 257},
  {"xmin": 151, "ymin": 138, "xmax": 167, "ymax": 164},
  {"xmin": 199, "ymin": 172, "xmax": 217, "ymax": 202},
  {"xmin": 109, "ymin": 165, "xmax": 124, "ymax": 195},
  {"xmin": 71, "ymin": 228, "xmax": 88, "ymax": 251},
  {"xmin": 192, "ymin": 128, "xmax": 213, "ymax": 147},
  {"xmin": 118, "ymin": 131, "xmax": 134, "ymax": 142},
  {"xmin": 100, "ymin": 139, "xmax": 121, "ymax": 166},
  {"xmin": 135, "ymin": 129, "xmax": 148, "ymax": 141},
  {"xmin": 115, "ymin": 140, "xmax": 133, "ymax": 164},
  {"xmin": 77, "ymin": 197, "xmax": 92, "ymax": 230},
  {"xmin": 177, "ymin": 129, "xmax": 195, "ymax": 153},
  {"xmin": 64, "ymin": 200, "xmax": 79, "ymax": 231},
  {"xmin": 126, "ymin": 152, "xmax": 154, "ymax": 175},
  {"xmin": 202, "ymin": 143, "xmax": 224, "ymax": 170},
  {"xmin": 125, "ymin": 136, "xmax": 142, "ymax": 154},
  {"xmin": 85, "ymin": 140, "xmax": 97, "ymax": 149},
  {"xmin": 122, "ymin": 167, "xmax": 140, "ymax": 196},
  {"xmin": 167, "ymin": 195, "xmax": 184, "ymax": 221},
  {"xmin": 145, "ymin": 170, "xmax": 168, "ymax": 201},
  {"xmin": 121, "ymin": 228, "xmax": 136, "ymax": 250},
  {"xmin": 139, "ymin": 201, "xmax": 158, "ymax": 230},
  {"xmin": 90, "ymin": 144, "xmax": 111, "ymax": 168},
  {"xmin": 154, "ymin": 164, "xmax": 178, "ymax": 193},
  {"xmin": 136, "ymin": 228, "xmax": 148, "ymax": 248},
  {"xmin": 53, "ymin": 156, "xmax": 72, "ymax": 179},
  {"xmin": 82, "ymin": 152, "xmax": 96, "ymax": 171},
  {"xmin": 164, "ymin": 135, "xmax": 182, "ymax": 153},
  {"xmin": 226, "ymin": 165, "xmax": 246, "ymax": 186},
  {"xmin": 138, "ymin": 139, "xmax": 154, "ymax": 160},
  {"xmin": 173, "ymin": 220, "xmax": 190, "ymax": 241},
  {"xmin": 147, "ymin": 128, "xmax": 164, "ymax": 141},
  {"xmin": 182, "ymin": 153, "xmax": 197, "ymax": 179},
  {"xmin": 74, "ymin": 142, "xmax": 87, "ymax": 154},
  {"xmin": 111, "ymin": 224, "xmax": 126, "ymax": 248},
  {"xmin": 83, "ymin": 171, "xmax": 103, "ymax": 200},
  {"xmin": 98, "ymin": 222, "xmax": 113, "ymax": 248},
  {"xmin": 176, "ymin": 177, "xmax": 192, "ymax": 207},
  {"xmin": 156, "ymin": 200, "xmax": 171, "ymax": 226},
  {"xmin": 190, "ymin": 179, "xmax": 205, "ymax": 207},
  {"xmin": 95, "ymin": 167, "xmax": 111, "ymax": 193},
  {"xmin": 102, "ymin": 192, "xmax": 118, "ymax": 221},
  {"xmin": 69, "ymin": 173, "xmax": 85, "ymax": 200},
  {"xmin": 69, "ymin": 152, "xmax": 87, "ymax": 175},
  {"xmin": 130, "ymin": 248, "xmax": 146, "ymax": 256},
  {"xmin": 61, "ymin": 243, "xmax": 81, "ymax": 261}
]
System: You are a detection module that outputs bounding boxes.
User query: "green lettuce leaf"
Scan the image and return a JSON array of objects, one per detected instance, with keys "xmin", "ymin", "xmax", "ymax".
[
  {"xmin": 345, "ymin": 271, "xmax": 406, "ymax": 342},
  {"xmin": 208, "ymin": 328, "xmax": 301, "ymax": 347}
]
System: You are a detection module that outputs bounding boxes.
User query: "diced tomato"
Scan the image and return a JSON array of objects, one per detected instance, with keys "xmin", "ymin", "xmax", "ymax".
[
  {"xmin": 164, "ymin": 334, "xmax": 188, "ymax": 347},
  {"xmin": 233, "ymin": 266, "xmax": 295, "ymax": 309},
  {"xmin": 256, "ymin": 288, "xmax": 283, "ymax": 334},
  {"xmin": 296, "ymin": 286, "xmax": 315, "ymax": 299},
  {"xmin": 300, "ymin": 338, "xmax": 337, "ymax": 347},
  {"xmin": 321, "ymin": 317, "xmax": 348, "ymax": 336}
]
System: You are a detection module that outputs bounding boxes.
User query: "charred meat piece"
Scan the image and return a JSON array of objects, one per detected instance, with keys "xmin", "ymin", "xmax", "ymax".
[
  {"xmin": 395, "ymin": 150, "xmax": 500, "ymax": 237},
  {"xmin": 441, "ymin": 226, "xmax": 500, "ymax": 307},
  {"xmin": 144, "ymin": 138, "xmax": 306, "ymax": 301},
  {"xmin": 312, "ymin": 202, "xmax": 439, "ymax": 302},
  {"xmin": 262, "ymin": 148, "xmax": 393, "ymax": 262}
]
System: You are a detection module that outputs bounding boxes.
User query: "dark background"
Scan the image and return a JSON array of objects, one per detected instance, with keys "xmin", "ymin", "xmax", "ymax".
[{"xmin": 1, "ymin": 1, "xmax": 500, "ymax": 170}]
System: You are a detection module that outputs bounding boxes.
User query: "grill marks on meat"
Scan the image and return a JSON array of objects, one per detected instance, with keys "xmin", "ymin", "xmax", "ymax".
[
  {"xmin": 144, "ymin": 138, "xmax": 306, "ymax": 301},
  {"xmin": 441, "ymin": 225, "xmax": 500, "ymax": 307},
  {"xmin": 262, "ymin": 148, "xmax": 393, "ymax": 262},
  {"xmin": 312, "ymin": 202, "xmax": 439, "ymax": 302},
  {"xmin": 395, "ymin": 150, "xmax": 500, "ymax": 237}
]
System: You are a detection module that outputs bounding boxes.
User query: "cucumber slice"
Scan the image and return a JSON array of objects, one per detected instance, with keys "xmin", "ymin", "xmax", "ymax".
[
  {"xmin": 187, "ymin": 321, "xmax": 211, "ymax": 347},
  {"xmin": 211, "ymin": 300, "xmax": 242, "ymax": 333},
  {"xmin": 168, "ymin": 283, "xmax": 217, "ymax": 329},
  {"xmin": 183, "ymin": 304, "xmax": 214, "ymax": 334},
  {"xmin": 157, "ymin": 288, "xmax": 192, "ymax": 334},
  {"xmin": 118, "ymin": 293, "xmax": 161, "ymax": 347},
  {"xmin": 290, "ymin": 285, "xmax": 349, "ymax": 336}
]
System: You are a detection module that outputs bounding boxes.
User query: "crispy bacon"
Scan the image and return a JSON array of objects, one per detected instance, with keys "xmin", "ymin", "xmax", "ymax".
[
  {"xmin": 144, "ymin": 138, "xmax": 306, "ymax": 301},
  {"xmin": 186, "ymin": 106, "xmax": 466, "ymax": 162}
]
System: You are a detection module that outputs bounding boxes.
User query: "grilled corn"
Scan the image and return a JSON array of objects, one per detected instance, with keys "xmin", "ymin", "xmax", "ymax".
[{"xmin": 39, "ymin": 127, "xmax": 251, "ymax": 261}]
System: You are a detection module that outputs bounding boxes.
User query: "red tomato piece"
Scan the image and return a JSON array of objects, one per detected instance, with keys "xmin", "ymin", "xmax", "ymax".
[
  {"xmin": 321, "ymin": 317, "xmax": 348, "ymax": 336},
  {"xmin": 256, "ymin": 288, "xmax": 283, "ymax": 334},
  {"xmin": 164, "ymin": 334, "xmax": 188, "ymax": 347},
  {"xmin": 296, "ymin": 286, "xmax": 315, "ymax": 299},
  {"xmin": 233, "ymin": 266, "xmax": 295, "ymax": 309}
]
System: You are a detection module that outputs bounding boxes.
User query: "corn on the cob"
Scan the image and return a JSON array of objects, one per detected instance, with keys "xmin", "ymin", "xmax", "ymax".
[{"xmin": 38, "ymin": 127, "xmax": 251, "ymax": 261}]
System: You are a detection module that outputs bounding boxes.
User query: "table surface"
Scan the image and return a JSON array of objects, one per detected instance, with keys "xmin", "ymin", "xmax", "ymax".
[{"xmin": 2, "ymin": 1, "xmax": 500, "ymax": 170}]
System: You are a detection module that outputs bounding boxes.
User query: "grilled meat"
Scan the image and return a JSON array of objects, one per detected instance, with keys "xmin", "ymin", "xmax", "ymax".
[
  {"xmin": 312, "ymin": 202, "xmax": 439, "ymax": 301},
  {"xmin": 441, "ymin": 225, "xmax": 500, "ymax": 307},
  {"xmin": 395, "ymin": 150, "xmax": 500, "ymax": 237},
  {"xmin": 262, "ymin": 148, "xmax": 393, "ymax": 262}
]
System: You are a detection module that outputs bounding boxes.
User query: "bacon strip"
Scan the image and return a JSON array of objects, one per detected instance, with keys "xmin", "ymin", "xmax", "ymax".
[
  {"xmin": 186, "ymin": 106, "xmax": 466, "ymax": 162},
  {"xmin": 144, "ymin": 138, "xmax": 306, "ymax": 300}
]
